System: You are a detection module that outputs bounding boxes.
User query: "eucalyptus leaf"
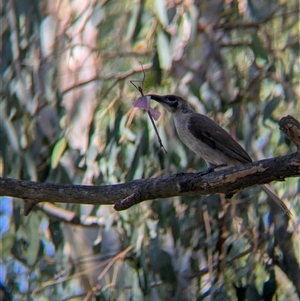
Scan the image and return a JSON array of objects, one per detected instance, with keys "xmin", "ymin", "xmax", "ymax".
[
  {"xmin": 126, "ymin": 1, "xmax": 141, "ymax": 41},
  {"xmin": 1, "ymin": 0, "xmax": 299, "ymax": 299},
  {"xmin": 263, "ymin": 97, "xmax": 281, "ymax": 122},
  {"xmin": 251, "ymin": 33, "xmax": 269, "ymax": 63},
  {"xmin": 156, "ymin": 29, "xmax": 172, "ymax": 70},
  {"xmin": 51, "ymin": 137, "xmax": 67, "ymax": 169},
  {"xmin": 154, "ymin": 0, "xmax": 168, "ymax": 27},
  {"xmin": 40, "ymin": 15, "xmax": 57, "ymax": 57},
  {"xmin": 25, "ymin": 214, "xmax": 40, "ymax": 266}
]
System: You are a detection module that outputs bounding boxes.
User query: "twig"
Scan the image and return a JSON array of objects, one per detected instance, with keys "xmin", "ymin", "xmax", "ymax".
[
  {"xmin": 62, "ymin": 63, "xmax": 152, "ymax": 95},
  {"xmin": 212, "ymin": 8, "xmax": 299, "ymax": 31},
  {"xmin": 35, "ymin": 202, "xmax": 113, "ymax": 226}
]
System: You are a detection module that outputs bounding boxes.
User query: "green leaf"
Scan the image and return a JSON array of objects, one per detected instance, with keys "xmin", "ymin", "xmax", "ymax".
[
  {"xmin": 26, "ymin": 213, "xmax": 40, "ymax": 266},
  {"xmin": 251, "ymin": 33, "xmax": 269, "ymax": 63},
  {"xmin": 126, "ymin": 1, "xmax": 141, "ymax": 41},
  {"xmin": 157, "ymin": 29, "xmax": 172, "ymax": 70},
  {"xmin": 263, "ymin": 97, "xmax": 281, "ymax": 122},
  {"xmin": 154, "ymin": 0, "xmax": 168, "ymax": 27},
  {"xmin": 51, "ymin": 137, "xmax": 67, "ymax": 169}
]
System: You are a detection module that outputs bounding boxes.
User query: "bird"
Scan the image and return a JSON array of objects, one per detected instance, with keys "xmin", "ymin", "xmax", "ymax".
[{"xmin": 147, "ymin": 94, "xmax": 291, "ymax": 216}]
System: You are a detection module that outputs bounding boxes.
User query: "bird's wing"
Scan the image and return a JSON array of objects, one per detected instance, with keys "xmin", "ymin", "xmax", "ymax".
[{"xmin": 188, "ymin": 113, "xmax": 252, "ymax": 164}]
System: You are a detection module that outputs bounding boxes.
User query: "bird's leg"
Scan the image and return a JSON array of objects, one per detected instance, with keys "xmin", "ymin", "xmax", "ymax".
[
  {"xmin": 174, "ymin": 163, "xmax": 228, "ymax": 178},
  {"xmin": 207, "ymin": 163, "xmax": 227, "ymax": 172}
]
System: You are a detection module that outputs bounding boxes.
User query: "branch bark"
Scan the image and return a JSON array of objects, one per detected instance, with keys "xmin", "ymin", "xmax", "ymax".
[
  {"xmin": 0, "ymin": 152, "xmax": 299, "ymax": 214},
  {"xmin": 0, "ymin": 115, "xmax": 299, "ymax": 215}
]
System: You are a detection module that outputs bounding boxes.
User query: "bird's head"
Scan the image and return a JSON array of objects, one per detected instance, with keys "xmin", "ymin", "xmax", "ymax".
[{"xmin": 147, "ymin": 94, "xmax": 193, "ymax": 114}]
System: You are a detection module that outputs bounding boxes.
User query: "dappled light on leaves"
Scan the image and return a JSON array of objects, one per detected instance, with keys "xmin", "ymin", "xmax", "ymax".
[{"xmin": 1, "ymin": 0, "xmax": 299, "ymax": 300}]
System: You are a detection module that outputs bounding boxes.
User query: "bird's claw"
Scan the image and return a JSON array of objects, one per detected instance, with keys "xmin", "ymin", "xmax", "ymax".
[
  {"xmin": 174, "ymin": 172, "xmax": 186, "ymax": 177},
  {"xmin": 196, "ymin": 164, "xmax": 227, "ymax": 177}
]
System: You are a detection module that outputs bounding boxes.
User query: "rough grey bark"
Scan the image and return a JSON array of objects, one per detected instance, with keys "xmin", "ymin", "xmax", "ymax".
[{"xmin": 0, "ymin": 152, "xmax": 299, "ymax": 212}]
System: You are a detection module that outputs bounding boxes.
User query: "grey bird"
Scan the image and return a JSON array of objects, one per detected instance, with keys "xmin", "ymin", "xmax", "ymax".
[{"xmin": 148, "ymin": 94, "xmax": 291, "ymax": 216}]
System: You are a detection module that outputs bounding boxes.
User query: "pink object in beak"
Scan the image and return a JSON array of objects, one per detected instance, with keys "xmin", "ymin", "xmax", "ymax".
[{"xmin": 133, "ymin": 96, "xmax": 161, "ymax": 120}]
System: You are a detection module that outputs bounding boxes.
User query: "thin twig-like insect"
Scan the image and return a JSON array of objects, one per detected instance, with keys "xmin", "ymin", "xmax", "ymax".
[
  {"xmin": 130, "ymin": 64, "xmax": 145, "ymax": 97},
  {"xmin": 131, "ymin": 65, "xmax": 167, "ymax": 153}
]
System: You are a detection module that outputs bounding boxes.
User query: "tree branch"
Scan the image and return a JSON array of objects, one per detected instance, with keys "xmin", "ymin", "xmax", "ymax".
[
  {"xmin": 0, "ymin": 115, "xmax": 299, "ymax": 215},
  {"xmin": 61, "ymin": 63, "xmax": 152, "ymax": 95},
  {"xmin": 35, "ymin": 203, "xmax": 114, "ymax": 226},
  {"xmin": 279, "ymin": 115, "xmax": 300, "ymax": 150},
  {"xmin": 0, "ymin": 153, "xmax": 299, "ymax": 214}
]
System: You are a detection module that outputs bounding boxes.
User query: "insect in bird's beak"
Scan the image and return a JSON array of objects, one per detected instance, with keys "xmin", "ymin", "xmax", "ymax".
[
  {"xmin": 132, "ymin": 95, "xmax": 161, "ymax": 120},
  {"xmin": 132, "ymin": 94, "xmax": 167, "ymax": 153}
]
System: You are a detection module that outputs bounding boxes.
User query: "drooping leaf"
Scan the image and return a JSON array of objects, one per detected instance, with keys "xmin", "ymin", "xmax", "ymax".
[
  {"xmin": 154, "ymin": 0, "xmax": 168, "ymax": 27},
  {"xmin": 51, "ymin": 137, "xmax": 67, "ymax": 169},
  {"xmin": 127, "ymin": 0, "xmax": 143, "ymax": 41},
  {"xmin": 263, "ymin": 97, "xmax": 281, "ymax": 122},
  {"xmin": 156, "ymin": 29, "xmax": 172, "ymax": 70},
  {"xmin": 25, "ymin": 214, "xmax": 40, "ymax": 266},
  {"xmin": 251, "ymin": 33, "xmax": 269, "ymax": 63}
]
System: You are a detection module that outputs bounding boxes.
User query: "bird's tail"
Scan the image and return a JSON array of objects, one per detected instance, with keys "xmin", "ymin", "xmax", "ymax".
[{"xmin": 260, "ymin": 184, "xmax": 292, "ymax": 217}]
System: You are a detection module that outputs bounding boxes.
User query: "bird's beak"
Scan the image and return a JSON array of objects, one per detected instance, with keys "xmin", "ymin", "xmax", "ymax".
[
  {"xmin": 146, "ymin": 94, "xmax": 173, "ymax": 112},
  {"xmin": 146, "ymin": 94, "xmax": 164, "ymax": 103},
  {"xmin": 147, "ymin": 94, "xmax": 166, "ymax": 108},
  {"xmin": 147, "ymin": 94, "xmax": 178, "ymax": 113}
]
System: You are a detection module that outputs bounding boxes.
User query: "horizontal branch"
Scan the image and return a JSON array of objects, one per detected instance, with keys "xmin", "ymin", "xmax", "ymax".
[
  {"xmin": 61, "ymin": 63, "xmax": 152, "ymax": 95},
  {"xmin": 211, "ymin": 8, "xmax": 299, "ymax": 31},
  {"xmin": 1, "ymin": 152, "xmax": 299, "ymax": 214},
  {"xmin": 35, "ymin": 203, "xmax": 112, "ymax": 226},
  {"xmin": 0, "ymin": 115, "xmax": 299, "ymax": 215}
]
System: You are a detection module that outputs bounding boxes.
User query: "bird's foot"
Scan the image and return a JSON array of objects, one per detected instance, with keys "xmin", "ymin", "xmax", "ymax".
[
  {"xmin": 196, "ymin": 164, "xmax": 227, "ymax": 177},
  {"xmin": 174, "ymin": 172, "xmax": 186, "ymax": 177},
  {"xmin": 207, "ymin": 164, "xmax": 227, "ymax": 172}
]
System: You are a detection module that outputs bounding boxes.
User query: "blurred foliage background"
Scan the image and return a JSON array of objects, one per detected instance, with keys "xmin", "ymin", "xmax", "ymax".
[{"xmin": 0, "ymin": 0, "xmax": 300, "ymax": 300}]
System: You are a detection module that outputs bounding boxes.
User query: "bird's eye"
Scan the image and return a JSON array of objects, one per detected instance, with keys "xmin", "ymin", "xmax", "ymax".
[
  {"xmin": 166, "ymin": 95, "xmax": 179, "ymax": 108},
  {"xmin": 168, "ymin": 96, "xmax": 176, "ymax": 102}
]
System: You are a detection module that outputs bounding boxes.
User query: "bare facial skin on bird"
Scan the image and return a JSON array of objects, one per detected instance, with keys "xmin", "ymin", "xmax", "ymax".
[{"xmin": 147, "ymin": 94, "xmax": 291, "ymax": 217}]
